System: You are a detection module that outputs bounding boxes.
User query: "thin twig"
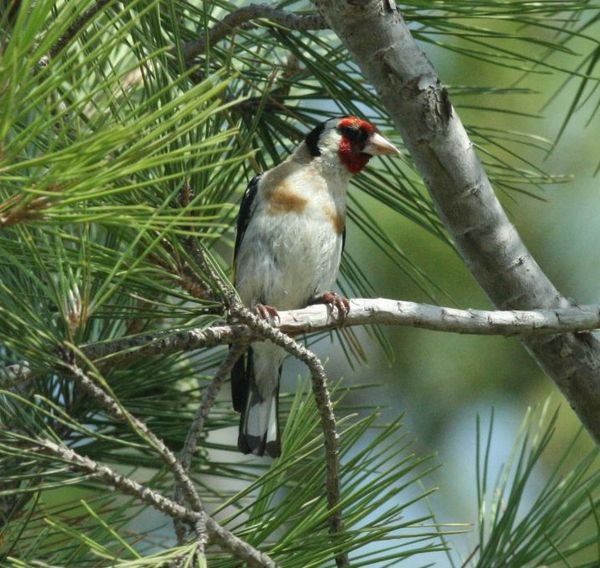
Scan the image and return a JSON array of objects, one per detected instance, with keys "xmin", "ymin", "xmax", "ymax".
[
  {"xmin": 173, "ymin": 343, "xmax": 248, "ymax": 543},
  {"xmin": 50, "ymin": 0, "xmax": 113, "ymax": 58},
  {"xmin": 37, "ymin": 439, "xmax": 279, "ymax": 568},
  {"xmin": 148, "ymin": 240, "xmax": 215, "ymax": 303},
  {"xmin": 181, "ymin": 344, "xmax": 248, "ymax": 472},
  {"xmin": 66, "ymin": 364, "xmax": 208, "ymax": 550},
  {"xmin": 234, "ymin": 308, "xmax": 349, "ymax": 568},
  {"xmin": 182, "ymin": 4, "xmax": 328, "ymax": 65},
  {"xmin": 185, "ymin": 238, "xmax": 241, "ymax": 310}
]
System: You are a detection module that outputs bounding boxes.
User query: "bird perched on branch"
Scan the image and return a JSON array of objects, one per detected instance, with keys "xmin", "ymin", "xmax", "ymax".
[{"xmin": 232, "ymin": 116, "xmax": 400, "ymax": 457}]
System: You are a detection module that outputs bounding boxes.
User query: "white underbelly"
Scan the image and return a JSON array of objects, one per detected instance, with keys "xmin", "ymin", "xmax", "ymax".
[{"xmin": 235, "ymin": 211, "xmax": 343, "ymax": 310}]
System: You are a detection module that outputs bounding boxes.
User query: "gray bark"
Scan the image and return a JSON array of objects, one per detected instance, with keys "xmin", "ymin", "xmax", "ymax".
[
  {"xmin": 6, "ymin": 300, "xmax": 600, "ymax": 390},
  {"xmin": 314, "ymin": 1, "xmax": 600, "ymax": 442}
]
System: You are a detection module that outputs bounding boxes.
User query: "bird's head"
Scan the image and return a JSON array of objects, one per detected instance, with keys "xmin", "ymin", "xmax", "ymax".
[{"xmin": 304, "ymin": 116, "xmax": 400, "ymax": 174}]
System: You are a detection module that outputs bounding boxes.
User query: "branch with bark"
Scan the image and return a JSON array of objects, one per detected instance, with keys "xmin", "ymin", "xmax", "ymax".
[
  {"xmin": 3, "ymin": 299, "xmax": 600, "ymax": 389},
  {"xmin": 314, "ymin": 0, "xmax": 600, "ymax": 445},
  {"xmin": 65, "ymin": 363, "xmax": 208, "ymax": 551},
  {"xmin": 182, "ymin": 4, "xmax": 328, "ymax": 65},
  {"xmin": 36, "ymin": 438, "xmax": 279, "ymax": 568},
  {"xmin": 25, "ymin": 361, "xmax": 282, "ymax": 565},
  {"xmin": 173, "ymin": 342, "xmax": 248, "ymax": 544},
  {"xmin": 49, "ymin": 0, "xmax": 113, "ymax": 58}
]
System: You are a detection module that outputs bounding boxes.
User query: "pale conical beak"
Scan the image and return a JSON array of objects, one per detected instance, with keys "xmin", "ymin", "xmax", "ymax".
[{"xmin": 363, "ymin": 132, "xmax": 401, "ymax": 156}]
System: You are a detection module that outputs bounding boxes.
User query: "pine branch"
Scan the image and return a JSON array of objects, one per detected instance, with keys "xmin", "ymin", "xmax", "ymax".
[
  {"xmin": 4, "ymin": 299, "xmax": 600, "ymax": 390},
  {"xmin": 36, "ymin": 439, "xmax": 279, "ymax": 568},
  {"xmin": 65, "ymin": 364, "xmax": 209, "ymax": 551},
  {"xmin": 173, "ymin": 342, "xmax": 248, "ymax": 544},
  {"xmin": 313, "ymin": 0, "xmax": 600, "ymax": 445},
  {"xmin": 49, "ymin": 0, "xmax": 113, "ymax": 58},
  {"xmin": 182, "ymin": 4, "xmax": 328, "ymax": 65},
  {"xmin": 185, "ymin": 238, "xmax": 241, "ymax": 310}
]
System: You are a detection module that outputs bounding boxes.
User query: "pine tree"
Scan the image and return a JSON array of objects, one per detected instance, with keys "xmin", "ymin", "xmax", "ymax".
[{"xmin": 1, "ymin": 2, "xmax": 600, "ymax": 566}]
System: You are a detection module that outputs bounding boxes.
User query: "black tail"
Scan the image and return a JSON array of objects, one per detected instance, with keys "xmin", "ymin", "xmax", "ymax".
[
  {"xmin": 231, "ymin": 346, "xmax": 251, "ymax": 414},
  {"xmin": 231, "ymin": 346, "xmax": 282, "ymax": 457}
]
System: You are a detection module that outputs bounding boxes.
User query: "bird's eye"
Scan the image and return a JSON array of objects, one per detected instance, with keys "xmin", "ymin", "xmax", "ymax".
[
  {"xmin": 338, "ymin": 125, "xmax": 369, "ymax": 146},
  {"xmin": 339, "ymin": 125, "xmax": 359, "ymax": 140}
]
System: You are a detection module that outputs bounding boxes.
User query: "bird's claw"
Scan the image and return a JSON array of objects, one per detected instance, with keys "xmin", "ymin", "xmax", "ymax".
[
  {"xmin": 254, "ymin": 303, "xmax": 279, "ymax": 322},
  {"xmin": 310, "ymin": 291, "xmax": 350, "ymax": 320}
]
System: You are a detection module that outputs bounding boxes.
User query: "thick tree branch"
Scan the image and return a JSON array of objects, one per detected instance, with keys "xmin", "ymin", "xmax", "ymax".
[
  {"xmin": 182, "ymin": 4, "xmax": 327, "ymax": 64},
  {"xmin": 314, "ymin": 1, "xmax": 600, "ymax": 444},
  {"xmin": 4, "ymin": 300, "xmax": 600, "ymax": 389},
  {"xmin": 37, "ymin": 439, "xmax": 279, "ymax": 568}
]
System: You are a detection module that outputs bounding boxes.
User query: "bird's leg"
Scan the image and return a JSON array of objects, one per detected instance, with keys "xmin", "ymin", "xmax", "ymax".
[
  {"xmin": 254, "ymin": 303, "xmax": 279, "ymax": 322},
  {"xmin": 309, "ymin": 291, "xmax": 350, "ymax": 320}
]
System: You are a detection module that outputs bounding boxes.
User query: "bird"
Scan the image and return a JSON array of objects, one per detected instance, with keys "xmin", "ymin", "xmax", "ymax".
[{"xmin": 231, "ymin": 115, "xmax": 400, "ymax": 457}]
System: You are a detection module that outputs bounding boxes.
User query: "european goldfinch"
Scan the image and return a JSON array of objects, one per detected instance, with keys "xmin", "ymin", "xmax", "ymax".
[{"xmin": 232, "ymin": 116, "xmax": 400, "ymax": 457}]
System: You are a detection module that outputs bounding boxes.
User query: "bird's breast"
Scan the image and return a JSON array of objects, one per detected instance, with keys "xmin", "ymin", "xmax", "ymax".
[{"xmin": 235, "ymin": 175, "xmax": 346, "ymax": 310}]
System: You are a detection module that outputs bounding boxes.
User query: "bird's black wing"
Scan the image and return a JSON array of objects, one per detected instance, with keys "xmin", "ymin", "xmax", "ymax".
[
  {"xmin": 234, "ymin": 174, "xmax": 262, "ymax": 263},
  {"xmin": 232, "ymin": 174, "xmax": 261, "ymax": 416}
]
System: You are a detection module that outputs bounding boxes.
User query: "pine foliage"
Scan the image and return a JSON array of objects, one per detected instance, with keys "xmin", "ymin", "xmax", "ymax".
[{"xmin": 1, "ymin": 1, "xmax": 600, "ymax": 566}]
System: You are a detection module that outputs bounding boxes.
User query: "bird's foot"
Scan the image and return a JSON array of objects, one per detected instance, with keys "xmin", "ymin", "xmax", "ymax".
[
  {"xmin": 309, "ymin": 291, "xmax": 350, "ymax": 320},
  {"xmin": 254, "ymin": 303, "xmax": 279, "ymax": 322}
]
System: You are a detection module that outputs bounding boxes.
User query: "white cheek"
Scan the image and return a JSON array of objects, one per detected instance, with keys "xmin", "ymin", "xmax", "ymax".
[
  {"xmin": 317, "ymin": 131, "xmax": 352, "ymax": 179},
  {"xmin": 321, "ymin": 130, "xmax": 342, "ymax": 156}
]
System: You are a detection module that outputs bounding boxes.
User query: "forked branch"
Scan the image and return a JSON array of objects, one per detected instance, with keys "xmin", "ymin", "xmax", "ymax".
[
  {"xmin": 314, "ymin": 0, "xmax": 600, "ymax": 444},
  {"xmin": 37, "ymin": 439, "xmax": 279, "ymax": 568},
  {"xmin": 66, "ymin": 364, "xmax": 208, "ymax": 551}
]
